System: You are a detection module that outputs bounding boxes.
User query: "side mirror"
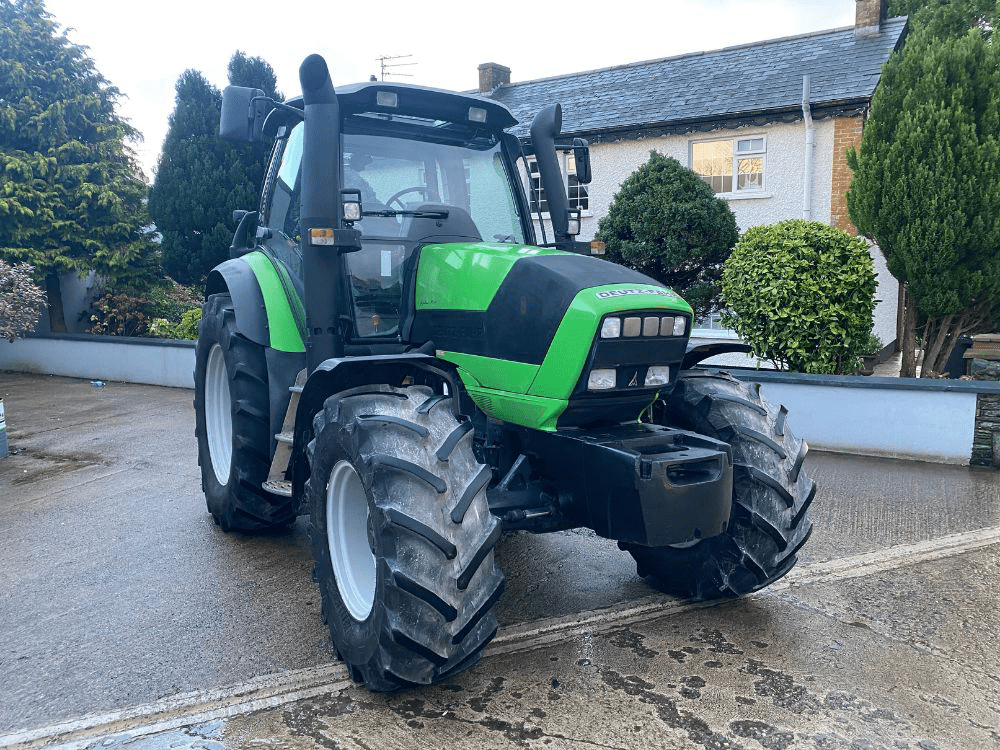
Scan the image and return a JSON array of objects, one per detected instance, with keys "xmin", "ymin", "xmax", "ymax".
[
  {"xmin": 573, "ymin": 137, "xmax": 592, "ymax": 185},
  {"xmin": 229, "ymin": 210, "xmax": 259, "ymax": 258},
  {"xmin": 220, "ymin": 86, "xmax": 269, "ymax": 143}
]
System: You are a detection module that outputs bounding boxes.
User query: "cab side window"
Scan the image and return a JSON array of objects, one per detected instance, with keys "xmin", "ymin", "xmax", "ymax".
[{"xmin": 261, "ymin": 123, "xmax": 304, "ymax": 283}]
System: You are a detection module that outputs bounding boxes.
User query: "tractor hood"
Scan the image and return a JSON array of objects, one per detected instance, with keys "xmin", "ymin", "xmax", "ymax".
[{"xmin": 409, "ymin": 242, "xmax": 693, "ymax": 430}]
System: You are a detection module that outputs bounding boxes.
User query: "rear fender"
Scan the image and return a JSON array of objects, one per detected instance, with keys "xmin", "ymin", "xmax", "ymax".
[
  {"xmin": 206, "ymin": 254, "xmax": 305, "ymax": 353},
  {"xmin": 207, "ymin": 259, "xmax": 269, "ymax": 347}
]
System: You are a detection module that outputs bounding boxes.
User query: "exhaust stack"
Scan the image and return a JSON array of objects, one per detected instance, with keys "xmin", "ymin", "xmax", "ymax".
[
  {"xmin": 529, "ymin": 104, "xmax": 573, "ymax": 250},
  {"xmin": 298, "ymin": 54, "xmax": 349, "ymax": 369}
]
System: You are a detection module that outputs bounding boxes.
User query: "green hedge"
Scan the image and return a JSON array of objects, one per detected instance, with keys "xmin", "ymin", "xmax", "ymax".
[{"xmin": 721, "ymin": 220, "xmax": 876, "ymax": 374}]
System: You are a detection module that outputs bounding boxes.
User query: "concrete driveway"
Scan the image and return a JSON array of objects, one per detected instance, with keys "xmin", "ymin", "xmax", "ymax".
[{"xmin": 1, "ymin": 372, "xmax": 998, "ymax": 749}]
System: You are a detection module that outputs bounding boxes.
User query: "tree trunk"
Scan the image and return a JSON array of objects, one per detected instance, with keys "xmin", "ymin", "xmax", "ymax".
[
  {"xmin": 922, "ymin": 298, "xmax": 996, "ymax": 377},
  {"xmin": 45, "ymin": 272, "xmax": 67, "ymax": 333},
  {"xmin": 900, "ymin": 285, "xmax": 916, "ymax": 378},
  {"xmin": 920, "ymin": 314, "xmax": 953, "ymax": 378}
]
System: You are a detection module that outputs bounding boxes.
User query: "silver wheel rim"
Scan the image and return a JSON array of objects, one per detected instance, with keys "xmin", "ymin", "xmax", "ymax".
[
  {"xmin": 327, "ymin": 460, "xmax": 377, "ymax": 621},
  {"xmin": 205, "ymin": 343, "xmax": 232, "ymax": 486}
]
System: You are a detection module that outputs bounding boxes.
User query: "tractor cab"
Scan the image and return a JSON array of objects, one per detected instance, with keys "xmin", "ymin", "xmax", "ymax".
[{"xmin": 254, "ymin": 87, "xmax": 531, "ymax": 343}]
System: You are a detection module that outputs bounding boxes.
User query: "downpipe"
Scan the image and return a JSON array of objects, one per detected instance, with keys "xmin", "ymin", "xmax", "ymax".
[{"xmin": 801, "ymin": 74, "xmax": 815, "ymax": 221}]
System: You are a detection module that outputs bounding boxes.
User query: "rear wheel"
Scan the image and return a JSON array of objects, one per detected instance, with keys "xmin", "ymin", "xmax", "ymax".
[
  {"xmin": 194, "ymin": 293, "xmax": 294, "ymax": 531},
  {"xmin": 307, "ymin": 385, "xmax": 504, "ymax": 690},
  {"xmin": 622, "ymin": 370, "xmax": 815, "ymax": 599}
]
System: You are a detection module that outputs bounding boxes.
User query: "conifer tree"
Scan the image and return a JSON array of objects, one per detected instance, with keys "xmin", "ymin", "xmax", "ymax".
[
  {"xmin": 595, "ymin": 152, "xmax": 739, "ymax": 321},
  {"xmin": 0, "ymin": 0, "xmax": 156, "ymax": 330},
  {"xmin": 148, "ymin": 52, "xmax": 281, "ymax": 284},
  {"xmin": 888, "ymin": 0, "xmax": 996, "ymax": 39},
  {"xmin": 846, "ymin": 27, "xmax": 1000, "ymax": 376}
]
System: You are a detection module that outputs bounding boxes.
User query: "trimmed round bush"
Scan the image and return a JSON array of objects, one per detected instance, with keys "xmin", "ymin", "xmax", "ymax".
[
  {"xmin": 721, "ymin": 220, "xmax": 876, "ymax": 374},
  {"xmin": 596, "ymin": 151, "xmax": 739, "ymax": 320}
]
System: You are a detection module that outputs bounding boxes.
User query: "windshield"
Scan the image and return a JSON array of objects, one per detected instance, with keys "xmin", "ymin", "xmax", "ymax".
[
  {"xmin": 262, "ymin": 120, "xmax": 527, "ymax": 341},
  {"xmin": 342, "ymin": 129, "xmax": 526, "ymax": 338}
]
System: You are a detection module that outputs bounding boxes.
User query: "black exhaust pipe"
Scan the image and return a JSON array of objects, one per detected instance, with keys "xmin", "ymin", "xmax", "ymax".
[
  {"xmin": 299, "ymin": 54, "xmax": 349, "ymax": 369},
  {"xmin": 529, "ymin": 104, "xmax": 571, "ymax": 249}
]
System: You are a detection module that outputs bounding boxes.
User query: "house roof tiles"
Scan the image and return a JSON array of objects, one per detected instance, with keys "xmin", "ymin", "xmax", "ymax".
[{"xmin": 484, "ymin": 17, "xmax": 907, "ymax": 139}]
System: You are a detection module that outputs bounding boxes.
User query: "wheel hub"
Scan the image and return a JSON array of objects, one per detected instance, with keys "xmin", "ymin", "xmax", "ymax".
[
  {"xmin": 327, "ymin": 460, "xmax": 377, "ymax": 621},
  {"xmin": 204, "ymin": 343, "xmax": 232, "ymax": 486}
]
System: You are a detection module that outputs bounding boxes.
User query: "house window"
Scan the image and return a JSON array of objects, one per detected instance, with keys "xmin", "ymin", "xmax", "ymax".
[
  {"xmin": 691, "ymin": 136, "xmax": 766, "ymax": 194},
  {"xmin": 528, "ymin": 153, "xmax": 589, "ymax": 214}
]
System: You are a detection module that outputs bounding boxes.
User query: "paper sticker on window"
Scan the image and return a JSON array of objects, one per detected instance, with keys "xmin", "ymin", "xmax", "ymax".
[{"xmin": 381, "ymin": 250, "xmax": 392, "ymax": 277}]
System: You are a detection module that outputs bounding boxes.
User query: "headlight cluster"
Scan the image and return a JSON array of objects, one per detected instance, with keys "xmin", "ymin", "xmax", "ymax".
[
  {"xmin": 587, "ymin": 365, "xmax": 672, "ymax": 390},
  {"xmin": 587, "ymin": 312, "xmax": 688, "ymax": 392},
  {"xmin": 600, "ymin": 314, "xmax": 686, "ymax": 339}
]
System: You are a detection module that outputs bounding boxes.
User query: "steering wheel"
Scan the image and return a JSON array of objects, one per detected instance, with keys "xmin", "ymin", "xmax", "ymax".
[{"xmin": 386, "ymin": 186, "xmax": 430, "ymax": 210}]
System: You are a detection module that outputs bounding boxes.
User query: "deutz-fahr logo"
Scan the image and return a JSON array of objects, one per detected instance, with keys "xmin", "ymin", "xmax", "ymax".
[{"xmin": 596, "ymin": 288, "xmax": 673, "ymax": 299}]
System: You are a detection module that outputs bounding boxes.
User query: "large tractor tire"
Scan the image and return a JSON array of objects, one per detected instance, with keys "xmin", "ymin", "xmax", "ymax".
[
  {"xmin": 622, "ymin": 369, "xmax": 815, "ymax": 600},
  {"xmin": 194, "ymin": 293, "xmax": 295, "ymax": 531},
  {"xmin": 307, "ymin": 384, "xmax": 505, "ymax": 690}
]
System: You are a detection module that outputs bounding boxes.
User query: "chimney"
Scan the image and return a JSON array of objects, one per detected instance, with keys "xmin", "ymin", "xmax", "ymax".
[
  {"xmin": 855, "ymin": 0, "xmax": 887, "ymax": 36},
  {"xmin": 478, "ymin": 62, "xmax": 511, "ymax": 94}
]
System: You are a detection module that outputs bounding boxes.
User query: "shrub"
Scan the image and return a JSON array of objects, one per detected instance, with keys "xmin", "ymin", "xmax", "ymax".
[
  {"xmin": 721, "ymin": 220, "xmax": 877, "ymax": 374},
  {"xmin": 149, "ymin": 307, "xmax": 202, "ymax": 340},
  {"xmin": 88, "ymin": 291, "xmax": 151, "ymax": 337},
  {"xmin": 0, "ymin": 261, "xmax": 47, "ymax": 341},
  {"xmin": 595, "ymin": 151, "xmax": 739, "ymax": 320}
]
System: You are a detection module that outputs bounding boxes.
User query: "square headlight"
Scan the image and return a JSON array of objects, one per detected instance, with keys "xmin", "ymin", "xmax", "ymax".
[
  {"xmin": 645, "ymin": 366, "xmax": 671, "ymax": 387},
  {"xmin": 587, "ymin": 368, "xmax": 617, "ymax": 390},
  {"xmin": 673, "ymin": 317, "xmax": 687, "ymax": 336},
  {"xmin": 600, "ymin": 317, "xmax": 621, "ymax": 339}
]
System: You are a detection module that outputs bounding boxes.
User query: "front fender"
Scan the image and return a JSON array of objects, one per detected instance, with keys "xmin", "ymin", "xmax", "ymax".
[{"xmin": 289, "ymin": 354, "xmax": 462, "ymax": 497}]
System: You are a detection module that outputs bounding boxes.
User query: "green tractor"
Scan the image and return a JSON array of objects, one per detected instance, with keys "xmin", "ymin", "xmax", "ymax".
[{"xmin": 197, "ymin": 53, "xmax": 814, "ymax": 690}]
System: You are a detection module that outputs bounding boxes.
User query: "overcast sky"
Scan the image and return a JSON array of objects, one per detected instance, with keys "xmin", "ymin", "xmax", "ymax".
[{"xmin": 43, "ymin": 0, "xmax": 856, "ymax": 179}]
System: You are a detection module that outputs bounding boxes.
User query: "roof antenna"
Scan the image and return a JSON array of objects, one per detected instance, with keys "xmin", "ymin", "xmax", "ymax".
[{"xmin": 376, "ymin": 54, "xmax": 416, "ymax": 81}]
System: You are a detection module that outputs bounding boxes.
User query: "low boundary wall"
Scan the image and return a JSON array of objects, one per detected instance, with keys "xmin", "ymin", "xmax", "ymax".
[
  {"xmin": 732, "ymin": 369, "xmax": 1000, "ymax": 467},
  {"xmin": 2, "ymin": 336, "xmax": 998, "ymax": 466},
  {"xmin": 0, "ymin": 334, "xmax": 195, "ymax": 390}
]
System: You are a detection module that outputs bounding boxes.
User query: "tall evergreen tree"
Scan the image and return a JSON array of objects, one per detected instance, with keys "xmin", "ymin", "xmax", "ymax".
[
  {"xmin": 148, "ymin": 52, "xmax": 280, "ymax": 284},
  {"xmin": 846, "ymin": 28, "xmax": 1000, "ymax": 376},
  {"xmin": 888, "ymin": 0, "xmax": 996, "ymax": 39},
  {"xmin": 0, "ymin": 0, "xmax": 156, "ymax": 330}
]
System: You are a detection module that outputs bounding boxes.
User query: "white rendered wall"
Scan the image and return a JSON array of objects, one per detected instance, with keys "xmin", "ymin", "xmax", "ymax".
[
  {"xmin": 573, "ymin": 118, "xmax": 896, "ymax": 342},
  {"xmin": 579, "ymin": 119, "xmax": 837, "ymax": 240}
]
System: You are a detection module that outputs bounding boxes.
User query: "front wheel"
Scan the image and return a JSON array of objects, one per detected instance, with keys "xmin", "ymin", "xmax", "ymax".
[
  {"xmin": 307, "ymin": 385, "xmax": 504, "ymax": 690},
  {"xmin": 621, "ymin": 370, "xmax": 815, "ymax": 599}
]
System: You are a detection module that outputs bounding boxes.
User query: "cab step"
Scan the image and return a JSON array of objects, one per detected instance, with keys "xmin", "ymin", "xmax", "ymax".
[{"xmin": 264, "ymin": 369, "xmax": 307, "ymax": 497}]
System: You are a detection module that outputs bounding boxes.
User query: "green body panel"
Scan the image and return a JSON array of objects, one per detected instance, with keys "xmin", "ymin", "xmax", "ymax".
[
  {"xmin": 436, "ymin": 351, "xmax": 538, "ymax": 393},
  {"xmin": 528, "ymin": 283, "xmax": 692, "ymax": 400},
  {"xmin": 429, "ymin": 245, "xmax": 692, "ymax": 429},
  {"xmin": 415, "ymin": 242, "xmax": 564, "ymax": 311},
  {"xmin": 243, "ymin": 251, "xmax": 306, "ymax": 353},
  {"xmin": 465, "ymin": 387, "xmax": 567, "ymax": 432}
]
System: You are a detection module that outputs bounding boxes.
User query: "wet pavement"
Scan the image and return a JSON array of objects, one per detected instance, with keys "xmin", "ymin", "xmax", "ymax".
[{"xmin": 1, "ymin": 372, "xmax": 998, "ymax": 749}]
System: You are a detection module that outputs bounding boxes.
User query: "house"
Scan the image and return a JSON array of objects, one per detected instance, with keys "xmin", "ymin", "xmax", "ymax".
[{"xmin": 477, "ymin": 0, "xmax": 906, "ymax": 345}]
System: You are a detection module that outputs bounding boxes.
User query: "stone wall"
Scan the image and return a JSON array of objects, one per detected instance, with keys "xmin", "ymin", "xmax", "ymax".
[{"xmin": 972, "ymin": 393, "xmax": 1000, "ymax": 468}]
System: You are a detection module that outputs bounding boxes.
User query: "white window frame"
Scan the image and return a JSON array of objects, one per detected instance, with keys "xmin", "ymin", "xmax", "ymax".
[
  {"xmin": 526, "ymin": 152, "xmax": 591, "ymax": 217},
  {"xmin": 689, "ymin": 135, "xmax": 767, "ymax": 196}
]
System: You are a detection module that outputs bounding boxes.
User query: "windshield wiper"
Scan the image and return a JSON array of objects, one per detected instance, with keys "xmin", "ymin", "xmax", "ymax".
[{"xmin": 363, "ymin": 209, "xmax": 450, "ymax": 219}]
